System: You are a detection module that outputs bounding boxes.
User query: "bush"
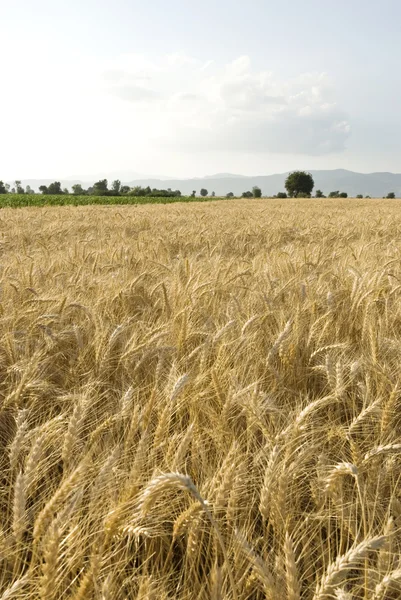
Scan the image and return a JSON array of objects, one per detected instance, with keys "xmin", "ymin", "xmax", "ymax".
[
  {"xmin": 276, "ymin": 192, "xmax": 287, "ymax": 198},
  {"xmin": 329, "ymin": 191, "xmax": 348, "ymax": 198}
]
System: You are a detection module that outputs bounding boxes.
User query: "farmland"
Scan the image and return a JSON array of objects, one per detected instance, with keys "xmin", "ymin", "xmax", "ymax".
[
  {"xmin": 0, "ymin": 194, "xmax": 216, "ymax": 208},
  {"xmin": 1, "ymin": 198, "xmax": 401, "ymax": 599}
]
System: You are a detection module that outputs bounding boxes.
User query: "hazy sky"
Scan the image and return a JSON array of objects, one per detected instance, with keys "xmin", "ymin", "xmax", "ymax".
[{"xmin": 2, "ymin": 0, "xmax": 401, "ymax": 179}]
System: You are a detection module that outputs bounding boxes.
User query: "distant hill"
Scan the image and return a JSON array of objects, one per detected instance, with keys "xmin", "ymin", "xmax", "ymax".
[
  {"xmin": 123, "ymin": 169, "xmax": 401, "ymax": 197},
  {"xmin": 7, "ymin": 169, "xmax": 401, "ymax": 197}
]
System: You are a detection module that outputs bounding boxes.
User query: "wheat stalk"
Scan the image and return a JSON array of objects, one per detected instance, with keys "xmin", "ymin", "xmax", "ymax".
[{"xmin": 313, "ymin": 536, "xmax": 385, "ymax": 599}]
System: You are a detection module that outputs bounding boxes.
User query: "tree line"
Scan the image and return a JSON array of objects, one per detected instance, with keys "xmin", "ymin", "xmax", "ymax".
[
  {"xmin": 0, "ymin": 179, "xmax": 182, "ymax": 197},
  {"xmin": 0, "ymin": 173, "xmax": 398, "ymax": 199}
]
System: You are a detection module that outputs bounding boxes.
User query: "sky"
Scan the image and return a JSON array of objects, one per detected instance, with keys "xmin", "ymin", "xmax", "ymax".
[{"xmin": 1, "ymin": 0, "xmax": 401, "ymax": 180}]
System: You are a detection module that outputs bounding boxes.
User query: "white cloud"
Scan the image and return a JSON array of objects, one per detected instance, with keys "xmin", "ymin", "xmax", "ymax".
[
  {"xmin": 0, "ymin": 49, "xmax": 351, "ymax": 180},
  {"xmin": 101, "ymin": 54, "xmax": 351, "ymax": 155}
]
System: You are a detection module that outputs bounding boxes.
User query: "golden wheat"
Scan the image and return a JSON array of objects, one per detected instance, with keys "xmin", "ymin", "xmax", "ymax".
[{"xmin": 1, "ymin": 198, "xmax": 401, "ymax": 598}]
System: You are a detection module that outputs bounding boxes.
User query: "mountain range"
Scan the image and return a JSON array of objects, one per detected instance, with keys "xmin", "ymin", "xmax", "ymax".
[{"xmin": 6, "ymin": 169, "xmax": 401, "ymax": 197}]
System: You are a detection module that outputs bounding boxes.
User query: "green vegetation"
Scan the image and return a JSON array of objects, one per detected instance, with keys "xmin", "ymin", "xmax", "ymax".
[
  {"xmin": 1, "ymin": 179, "xmax": 183, "ymax": 198},
  {"xmin": 328, "ymin": 190, "xmax": 348, "ymax": 198},
  {"xmin": 241, "ymin": 186, "xmax": 263, "ymax": 198},
  {"xmin": 0, "ymin": 194, "xmax": 225, "ymax": 208},
  {"xmin": 285, "ymin": 170, "xmax": 314, "ymax": 197},
  {"xmin": 3, "ymin": 177, "xmax": 398, "ymax": 203}
]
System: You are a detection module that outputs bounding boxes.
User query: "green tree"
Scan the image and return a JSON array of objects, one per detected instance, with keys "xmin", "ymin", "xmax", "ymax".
[
  {"xmin": 47, "ymin": 182, "xmax": 63, "ymax": 194},
  {"xmin": 91, "ymin": 179, "xmax": 109, "ymax": 195},
  {"xmin": 120, "ymin": 185, "xmax": 131, "ymax": 194},
  {"xmin": 356, "ymin": 194, "xmax": 363, "ymax": 199},
  {"xmin": 0, "ymin": 181, "xmax": 6, "ymax": 194},
  {"xmin": 328, "ymin": 191, "xmax": 340, "ymax": 198},
  {"xmin": 15, "ymin": 180, "xmax": 25, "ymax": 194},
  {"xmin": 387, "ymin": 192, "xmax": 395, "ymax": 199},
  {"xmin": 211, "ymin": 191, "xmax": 215, "ymax": 197},
  {"xmin": 131, "ymin": 186, "xmax": 145, "ymax": 196},
  {"xmin": 226, "ymin": 192, "xmax": 234, "ymax": 198},
  {"xmin": 276, "ymin": 192, "xmax": 287, "ymax": 198},
  {"xmin": 339, "ymin": 192, "xmax": 348, "ymax": 198},
  {"xmin": 25, "ymin": 185, "xmax": 34, "ymax": 194},
  {"xmin": 242, "ymin": 191, "xmax": 253, "ymax": 198},
  {"xmin": 111, "ymin": 180, "xmax": 121, "ymax": 194},
  {"xmin": 315, "ymin": 189, "xmax": 324, "ymax": 198},
  {"xmin": 5, "ymin": 184, "xmax": 10, "ymax": 193},
  {"xmin": 285, "ymin": 171, "xmax": 314, "ymax": 198},
  {"xmin": 252, "ymin": 186, "xmax": 262, "ymax": 198},
  {"xmin": 191, "ymin": 190, "xmax": 196, "ymax": 197},
  {"xmin": 39, "ymin": 185, "xmax": 49, "ymax": 195},
  {"xmin": 200, "ymin": 188, "xmax": 208, "ymax": 197},
  {"xmin": 72, "ymin": 184, "xmax": 86, "ymax": 195}
]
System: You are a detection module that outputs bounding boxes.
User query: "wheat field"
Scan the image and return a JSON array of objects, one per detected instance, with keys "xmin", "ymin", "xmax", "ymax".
[{"xmin": 1, "ymin": 198, "xmax": 401, "ymax": 599}]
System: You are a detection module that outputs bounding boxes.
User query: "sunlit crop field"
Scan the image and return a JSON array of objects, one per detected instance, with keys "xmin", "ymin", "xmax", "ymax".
[{"xmin": 1, "ymin": 198, "xmax": 401, "ymax": 599}]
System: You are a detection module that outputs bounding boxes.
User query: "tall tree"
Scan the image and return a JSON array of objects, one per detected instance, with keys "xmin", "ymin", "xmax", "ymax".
[
  {"xmin": 91, "ymin": 179, "xmax": 109, "ymax": 195},
  {"xmin": 252, "ymin": 186, "xmax": 262, "ymax": 198},
  {"xmin": 14, "ymin": 180, "xmax": 25, "ymax": 194},
  {"xmin": 111, "ymin": 180, "xmax": 121, "ymax": 194},
  {"xmin": 200, "ymin": 188, "xmax": 208, "ymax": 197},
  {"xmin": 72, "ymin": 184, "xmax": 86, "ymax": 195},
  {"xmin": 285, "ymin": 171, "xmax": 314, "ymax": 198},
  {"xmin": 47, "ymin": 182, "xmax": 63, "ymax": 194},
  {"xmin": 0, "ymin": 181, "xmax": 6, "ymax": 194}
]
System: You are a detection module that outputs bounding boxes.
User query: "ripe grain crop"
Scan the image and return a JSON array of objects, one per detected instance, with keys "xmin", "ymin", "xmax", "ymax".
[{"xmin": 1, "ymin": 198, "xmax": 401, "ymax": 598}]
